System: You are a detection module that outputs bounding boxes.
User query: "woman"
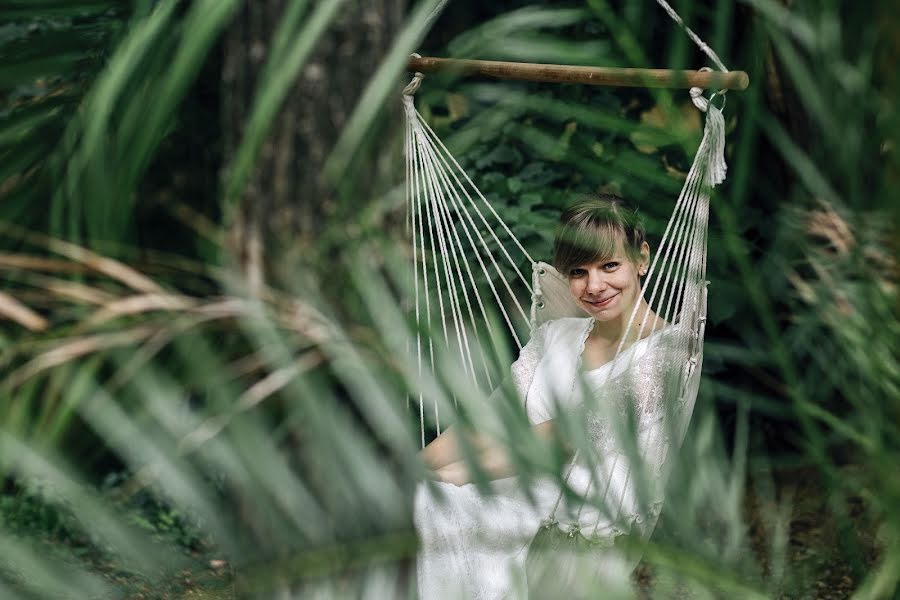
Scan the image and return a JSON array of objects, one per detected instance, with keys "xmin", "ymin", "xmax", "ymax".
[{"xmin": 415, "ymin": 194, "xmax": 689, "ymax": 598}]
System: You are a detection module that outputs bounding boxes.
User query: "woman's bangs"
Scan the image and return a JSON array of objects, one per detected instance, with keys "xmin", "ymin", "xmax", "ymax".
[
  {"xmin": 558, "ymin": 221, "xmax": 625, "ymax": 273},
  {"xmin": 581, "ymin": 221, "xmax": 623, "ymax": 262}
]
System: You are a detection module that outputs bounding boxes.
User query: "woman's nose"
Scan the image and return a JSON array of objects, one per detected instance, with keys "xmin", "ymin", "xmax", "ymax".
[{"xmin": 586, "ymin": 271, "xmax": 606, "ymax": 294}]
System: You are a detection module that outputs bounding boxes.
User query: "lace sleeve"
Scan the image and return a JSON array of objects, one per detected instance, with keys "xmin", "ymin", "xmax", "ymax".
[{"xmin": 507, "ymin": 320, "xmax": 551, "ymax": 407}]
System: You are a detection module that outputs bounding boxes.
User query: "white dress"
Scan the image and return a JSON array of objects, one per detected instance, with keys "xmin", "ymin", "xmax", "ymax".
[{"xmin": 414, "ymin": 317, "xmax": 692, "ymax": 599}]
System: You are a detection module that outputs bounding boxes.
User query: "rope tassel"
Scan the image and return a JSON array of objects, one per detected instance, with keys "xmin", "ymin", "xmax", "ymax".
[
  {"xmin": 703, "ymin": 103, "xmax": 728, "ymax": 188},
  {"xmin": 689, "ymin": 81, "xmax": 728, "ymax": 189}
]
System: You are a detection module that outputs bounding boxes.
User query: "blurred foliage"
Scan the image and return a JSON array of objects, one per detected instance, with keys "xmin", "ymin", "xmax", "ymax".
[{"xmin": 0, "ymin": 0, "xmax": 898, "ymax": 598}]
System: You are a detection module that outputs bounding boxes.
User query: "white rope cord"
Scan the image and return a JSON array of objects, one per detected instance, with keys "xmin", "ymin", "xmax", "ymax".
[
  {"xmin": 412, "ymin": 137, "xmax": 437, "ymax": 441},
  {"xmin": 656, "ymin": 170, "xmax": 705, "ymax": 329},
  {"xmin": 406, "ymin": 97, "xmax": 526, "ymax": 354},
  {"xmin": 410, "ymin": 111, "xmax": 441, "ymax": 438},
  {"xmin": 669, "ymin": 226, "xmax": 701, "ymax": 330},
  {"xmin": 419, "ymin": 137, "xmax": 531, "ymax": 342},
  {"xmin": 654, "ymin": 0, "xmax": 729, "ymax": 73},
  {"xmin": 414, "ymin": 107, "xmax": 531, "ymax": 343},
  {"xmin": 424, "ymin": 161, "xmax": 472, "ymax": 385},
  {"xmin": 405, "ymin": 110, "xmax": 426, "ymax": 448},
  {"xmin": 419, "ymin": 127, "xmax": 466, "ymax": 369},
  {"xmin": 667, "ymin": 195, "xmax": 707, "ymax": 330},
  {"xmin": 404, "ymin": 88, "xmax": 544, "ymax": 435},
  {"xmin": 404, "ymin": 101, "xmax": 506, "ymax": 363},
  {"xmin": 417, "ymin": 113, "xmax": 535, "ymax": 301},
  {"xmin": 427, "ymin": 151, "xmax": 526, "ymax": 351},
  {"xmin": 615, "ymin": 169, "xmax": 698, "ymax": 362},
  {"xmin": 418, "ymin": 110, "xmax": 537, "ymax": 276},
  {"xmin": 416, "ymin": 115, "xmax": 480, "ymax": 426},
  {"xmin": 651, "ymin": 183, "xmax": 699, "ymax": 328},
  {"xmin": 416, "ymin": 142, "xmax": 453, "ymax": 359},
  {"xmin": 620, "ymin": 101, "xmax": 724, "ymax": 357},
  {"xmin": 659, "ymin": 108, "xmax": 721, "ymax": 333},
  {"xmin": 423, "ymin": 0, "xmax": 451, "ymax": 32},
  {"xmin": 431, "ymin": 180, "xmax": 494, "ymax": 389},
  {"xmin": 417, "ymin": 112, "xmax": 536, "ymax": 290},
  {"xmin": 419, "ymin": 129, "xmax": 503, "ymax": 389},
  {"xmin": 427, "ymin": 159, "xmax": 510, "ymax": 365},
  {"xmin": 429, "ymin": 158, "xmax": 498, "ymax": 391},
  {"xmin": 422, "ymin": 135, "xmax": 506, "ymax": 358},
  {"xmin": 417, "ymin": 115, "xmax": 533, "ymax": 339},
  {"xmin": 418, "ymin": 130, "xmax": 482, "ymax": 385}
]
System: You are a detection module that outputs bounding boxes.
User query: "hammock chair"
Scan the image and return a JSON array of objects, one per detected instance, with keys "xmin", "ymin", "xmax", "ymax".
[{"xmin": 404, "ymin": 0, "xmax": 743, "ymax": 570}]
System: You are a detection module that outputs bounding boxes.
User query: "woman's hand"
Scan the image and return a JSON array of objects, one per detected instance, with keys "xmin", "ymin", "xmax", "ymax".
[
  {"xmin": 422, "ymin": 422, "xmax": 561, "ymax": 486},
  {"xmin": 435, "ymin": 462, "xmax": 469, "ymax": 486}
]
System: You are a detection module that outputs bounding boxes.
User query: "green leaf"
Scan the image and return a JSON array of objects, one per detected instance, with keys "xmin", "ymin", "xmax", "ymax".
[
  {"xmin": 519, "ymin": 193, "xmax": 542, "ymax": 209},
  {"xmin": 0, "ymin": 53, "xmax": 91, "ymax": 89},
  {"xmin": 0, "ymin": 102, "xmax": 65, "ymax": 148},
  {"xmin": 474, "ymin": 144, "xmax": 521, "ymax": 169},
  {"xmin": 0, "ymin": 2, "xmax": 118, "ymax": 20}
]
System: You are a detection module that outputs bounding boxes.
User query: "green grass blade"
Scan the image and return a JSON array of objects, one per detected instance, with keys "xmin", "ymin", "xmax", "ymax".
[{"xmin": 0, "ymin": 532, "xmax": 113, "ymax": 598}]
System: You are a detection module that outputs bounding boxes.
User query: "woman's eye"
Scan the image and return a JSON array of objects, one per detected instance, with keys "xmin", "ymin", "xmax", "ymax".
[
  {"xmin": 569, "ymin": 268, "xmax": 586, "ymax": 277},
  {"xmin": 603, "ymin": 262, "xmax": 619, "ymax": 270}
]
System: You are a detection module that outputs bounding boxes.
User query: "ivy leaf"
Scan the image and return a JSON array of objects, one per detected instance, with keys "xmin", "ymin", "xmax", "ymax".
[
  {"xmin": 479, "ymin": 172, "xmax": 506, "ymax": 194},
  {"xmin": 518, "ymin": 160, "xmax": 566, "ymax": 186},
  {"xmin": 519, "ymin": 192, "xmax": 542, "ymax": 209},
  {"xmin": 475, "ymin": 143, "xmax": 522, "ymax": 169},
  {"xmin": 629, "ymin": 101, "xmax": 702, "ymax": 154}
]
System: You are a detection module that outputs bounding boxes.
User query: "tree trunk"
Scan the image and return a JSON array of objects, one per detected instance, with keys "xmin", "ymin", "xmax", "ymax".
[{"xmin": 222, "ymin": 0, "xmax": 406, "ymax": 290}]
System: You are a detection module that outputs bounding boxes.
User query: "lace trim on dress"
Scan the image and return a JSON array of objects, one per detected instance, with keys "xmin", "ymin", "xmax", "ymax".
[
  {"xmin": 573, "ymin": 499, "xmax": 664, "ymax": 548},
  {"xmin": 513, "ymin": 320, "xmax": 550, "ymax": 411}
]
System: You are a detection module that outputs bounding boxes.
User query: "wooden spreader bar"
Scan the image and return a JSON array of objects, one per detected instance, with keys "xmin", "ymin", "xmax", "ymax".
[{"xmin": 407, "ymin": 56, "xmax": 749, "ymax": 91}]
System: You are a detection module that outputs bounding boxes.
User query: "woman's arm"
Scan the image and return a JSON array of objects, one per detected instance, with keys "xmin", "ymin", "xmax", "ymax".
[
  {"xmin": 418, "ymin": 425, "xmax": 499, "ymax": 471},
  {"xmin": 433, "ymin": 420, "xmax": 559, "ymax": 486},
  {"xmin": 423, "ymin": 320, "xmax": 555, "ymax": 479}
]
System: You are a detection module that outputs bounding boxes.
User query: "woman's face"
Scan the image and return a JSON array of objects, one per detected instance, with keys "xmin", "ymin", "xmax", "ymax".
[{"xmin": 566, "ymin": 242, "xmax": 650, "ymax": 322}]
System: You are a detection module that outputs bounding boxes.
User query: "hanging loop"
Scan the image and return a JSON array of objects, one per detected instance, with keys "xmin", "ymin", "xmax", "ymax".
[
  {"xmin": 690, "ymin": 67, "xmax": 727, "ymax": 112},
  {"xmin": 709, "ymin": 90, "xmax": 726, "ymax": 110},
  {"xmin": 403, "ymin": 53, "xmax": 425, "ymax": 96}
]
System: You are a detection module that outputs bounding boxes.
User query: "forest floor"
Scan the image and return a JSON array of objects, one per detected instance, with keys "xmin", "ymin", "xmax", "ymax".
[
  {"xmin": 633, "ymin": 464, "xmax": 883, "ymax": 599},
  {"xmin": 1, "ymin": 464, "xmax": 883, "ymax": 599}
]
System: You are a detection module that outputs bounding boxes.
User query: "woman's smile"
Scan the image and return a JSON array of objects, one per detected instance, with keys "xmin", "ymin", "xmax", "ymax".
[{"xmin": 582, "ymin": 291, "xmax": 620, "ymax": 309}]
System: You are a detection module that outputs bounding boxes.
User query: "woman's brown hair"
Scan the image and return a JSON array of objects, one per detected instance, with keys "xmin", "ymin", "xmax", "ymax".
[{"xmin": 553, "ymin": 193, "xmax": 646, "ymax": 276}]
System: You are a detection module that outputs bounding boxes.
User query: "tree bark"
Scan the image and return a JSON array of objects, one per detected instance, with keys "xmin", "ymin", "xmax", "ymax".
[{"xmin": 222, "ymin": 0, "xmax": 405, "ymax": 289}]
